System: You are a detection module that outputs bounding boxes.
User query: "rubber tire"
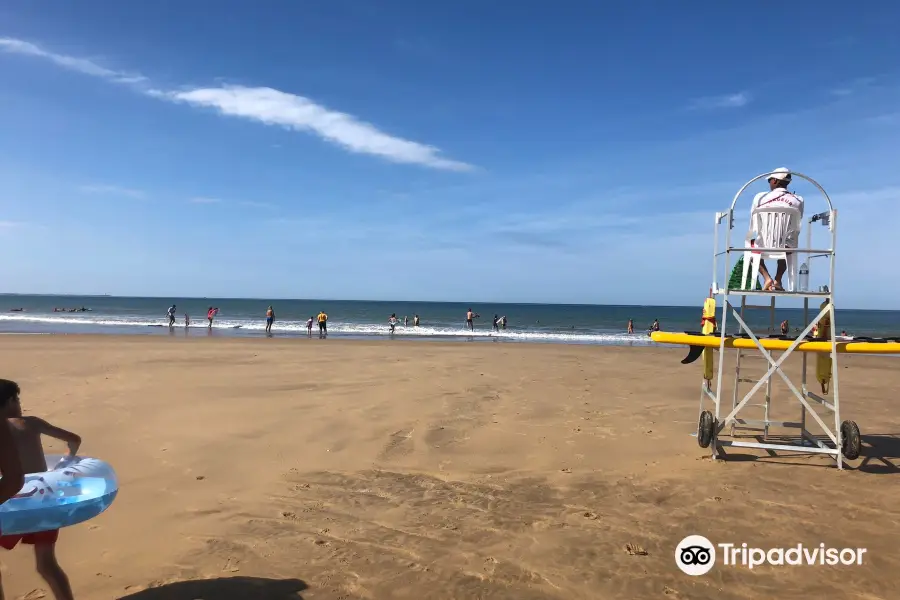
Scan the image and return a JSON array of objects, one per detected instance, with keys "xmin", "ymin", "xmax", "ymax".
[
  {"xmin": 840, "ymin": 420, "xmax": 861, "ymax": 460},
  {"xmin": 698, "ymin": 410, "xmax": 715, "ymax": 449}
]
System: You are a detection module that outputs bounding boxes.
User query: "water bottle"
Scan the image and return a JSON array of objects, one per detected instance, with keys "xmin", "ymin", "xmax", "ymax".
[{"xmin": 798, "ymin": 262, "xmax": 809, "ymax": 292}]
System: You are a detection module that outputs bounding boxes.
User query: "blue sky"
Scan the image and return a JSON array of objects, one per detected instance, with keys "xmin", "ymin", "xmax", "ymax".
[{"xmin": 1, "ymin": 1, "xmax": 899, "ymax": 308}]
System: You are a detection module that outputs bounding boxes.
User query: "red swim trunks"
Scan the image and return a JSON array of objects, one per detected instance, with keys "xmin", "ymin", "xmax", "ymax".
[{"xmin": 0, "ymin": 529, "xmax": 58, "ymax": 550}]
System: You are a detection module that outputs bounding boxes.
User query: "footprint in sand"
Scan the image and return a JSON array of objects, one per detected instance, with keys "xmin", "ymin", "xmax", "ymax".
[
  {"xmin": 624, "ymin": 543, "xmax": 648, "ymax": 556},
  {"xmin": 378, "ymin": 428, "xmax": 415, "ymax": 459},
  {"xmin": 425, "ymin": 423, "xmax": 471, "ymax": 448}
]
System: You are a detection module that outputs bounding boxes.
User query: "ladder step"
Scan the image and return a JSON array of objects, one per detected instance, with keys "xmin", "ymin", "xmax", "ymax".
[{"xmin": 742, "ymin": 304, "xmax": 775, "ymax": 310}]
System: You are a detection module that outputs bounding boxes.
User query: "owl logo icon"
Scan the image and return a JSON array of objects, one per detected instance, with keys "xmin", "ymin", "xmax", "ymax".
[{"xmin": 675, "ymin": 535, "xmax": 716, "ymax": 576}]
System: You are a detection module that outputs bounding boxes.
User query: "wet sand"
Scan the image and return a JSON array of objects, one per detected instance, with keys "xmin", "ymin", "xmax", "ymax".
[{"xmin": 0, "ymin": 335, "xmax": 898, "ymax": 599}]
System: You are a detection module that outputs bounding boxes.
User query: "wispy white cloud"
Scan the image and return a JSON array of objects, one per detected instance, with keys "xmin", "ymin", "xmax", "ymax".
[
  {"xmin": 832, "ymin": 185, "xmax": 900, "ymax": 205},
  {"xmin": 188, "ymin": 196, "xmax": 222, "ymax": 204},
  {"xmin": 829, "ymin": 77, "xmax": 877, "ymax": 97},
  {"xmin": 238, "ymin": 200, "xmax": 276, "ymax": 209},
  {"xmin": 0, "ymin": 220, "xmax": 25, "ymax": 229},
  {"xmin": 0, "ymin": 37, "xmax": 146, "ymax": 84},
  {"xmin": 688, "ymin": 92, "xmax": 751, "ymax": 110},
  {"xmin": 161, "ymin": 86, "xmax": 474, "ymax": 171},
  {"xmin": 0, "ymin": 37, "xmax": 472, "ymax": 171},
  {"xmin": 78, "ymin": 184, "xmax": 146, "ymax": 199},
  {"xmin": 863, "ymin": 112, "xmax": 900, "ymax": 126}
]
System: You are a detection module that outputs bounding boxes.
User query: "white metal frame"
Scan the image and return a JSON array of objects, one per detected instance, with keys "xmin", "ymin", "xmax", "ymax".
[{"xmin": 702, "ymin": 171, "xmax": 848, "ymax": 467}]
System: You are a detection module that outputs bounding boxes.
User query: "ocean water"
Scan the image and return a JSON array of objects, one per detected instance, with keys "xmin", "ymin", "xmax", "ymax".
[{"xmin": 1, "ymin": 295, "xmax": 899, "ymax": 346}]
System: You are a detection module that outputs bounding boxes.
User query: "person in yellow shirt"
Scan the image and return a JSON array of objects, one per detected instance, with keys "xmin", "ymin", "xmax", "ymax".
[{"xmin": 317, "ymin": 311, "xmax": 328, "ymax": 338}]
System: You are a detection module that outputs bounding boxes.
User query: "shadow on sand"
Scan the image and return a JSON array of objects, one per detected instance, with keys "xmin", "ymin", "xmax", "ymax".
[
  {"xmin": 856, "ymin": 433, "xmax": 900, "ymax": 475},
  {"xmin": 118, "ymin": 576, "xmax": 308, "ymax": 599},
  {"xmin": 702, "ymin": 432, "xmax": 900, "ymax": 474}
]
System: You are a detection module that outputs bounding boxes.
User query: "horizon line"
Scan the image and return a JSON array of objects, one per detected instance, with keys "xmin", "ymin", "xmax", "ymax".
[{"xmin": 0, "ymin": 293, "xmax": 891, "ymax": 312}]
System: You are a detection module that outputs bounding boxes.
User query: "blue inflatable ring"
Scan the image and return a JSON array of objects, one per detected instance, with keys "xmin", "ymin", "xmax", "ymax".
[{"xmin": 0, "ymin": 455, "xmax": 118, "ymax": 536}]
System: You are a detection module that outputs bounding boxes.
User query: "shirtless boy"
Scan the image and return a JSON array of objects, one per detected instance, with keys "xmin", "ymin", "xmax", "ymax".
[{"xmin": 0, "ymin": 379, "xmax": 80, "ymax": 600}]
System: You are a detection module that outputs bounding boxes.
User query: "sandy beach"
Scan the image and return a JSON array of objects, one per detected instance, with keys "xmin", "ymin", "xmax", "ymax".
[{"xmin": 0, "ymin": 334, "xmax": 898, "ymax": 599}]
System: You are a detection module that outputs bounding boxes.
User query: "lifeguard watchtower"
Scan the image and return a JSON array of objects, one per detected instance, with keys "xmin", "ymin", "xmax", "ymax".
[{"xmin": 697, "ymin": 170, "xmax": 860, "ymax": 469}]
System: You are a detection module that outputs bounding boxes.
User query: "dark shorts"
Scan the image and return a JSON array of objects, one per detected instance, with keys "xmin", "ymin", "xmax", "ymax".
[
  {"xmin": 266, "ymin": 317, "xmax": 273, "ymax": 324},
  {"xmin": 0, "ymin": 529, "xmax": 58, "ymax": 550},
  {"xmin": 319, "ymin": 322, "xmax": 326, "ymax": 330}
]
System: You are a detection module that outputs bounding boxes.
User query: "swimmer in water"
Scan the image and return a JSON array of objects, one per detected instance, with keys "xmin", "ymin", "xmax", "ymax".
[
  {"xmin": 414, "ymin": 314, "xmax": 420, "ymax": 327},
  {"xmin": 627, "ymin": 319, "xmax": 634, "ymax": 334},
  {"xmin": 466, "ymin": 308, "xmax": 479, "ymax": 331},
  {"xmin": 389, "ymin": 313, "xmax": 398, "ymax": 334},
  {"xmin": 184, "ymin": 314, "xmax": 190, "ymax": 327},
  {"xmin": 265, "ymin": 306, "xmax": 275, "ymax": 334}
]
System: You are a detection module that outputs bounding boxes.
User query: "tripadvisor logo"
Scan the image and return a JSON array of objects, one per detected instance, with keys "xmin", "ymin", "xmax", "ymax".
[
  {"xmin": 675, "ymin": 535, "xmax": 867, "ymax": 575},
  {"xmin": 676, "ymin": 535, "xmax": 716, "ymax": 576}
]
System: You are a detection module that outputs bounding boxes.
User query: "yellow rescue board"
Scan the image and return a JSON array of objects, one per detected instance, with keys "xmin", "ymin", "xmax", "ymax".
[{"xmin": 651, "ymin": 331, "xmax": 900, "ymax": 354}]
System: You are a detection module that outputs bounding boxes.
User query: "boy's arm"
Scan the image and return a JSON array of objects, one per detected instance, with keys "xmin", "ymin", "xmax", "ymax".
[
  {"xmin": 0, "ymin": 422, "xmax": 25, "ymax": 503},
  {"xmin": 33, "ymin": 418, "xmax": 81, "ymax": 456}
]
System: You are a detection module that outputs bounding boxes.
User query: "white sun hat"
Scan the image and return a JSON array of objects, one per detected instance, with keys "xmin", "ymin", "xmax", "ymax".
[{"xmin": 767, "ymin": 167, "xmax": 792, "ymax": 181}]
